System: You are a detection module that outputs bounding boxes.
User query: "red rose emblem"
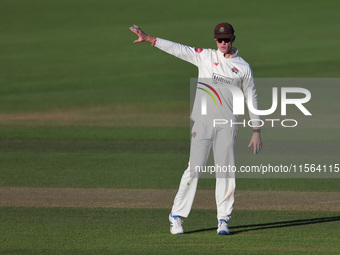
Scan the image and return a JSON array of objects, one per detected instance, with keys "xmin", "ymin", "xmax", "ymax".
[
  {"xmin": 231, "ymin": 67, "xmax": 239, "ymax": 74},
  {"xmin": 195, "ymin": 48, "xmax": 203, "ymax": 53}
]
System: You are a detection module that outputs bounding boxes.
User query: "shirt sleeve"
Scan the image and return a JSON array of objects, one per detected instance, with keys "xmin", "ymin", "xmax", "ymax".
[
  {"xmin": 154, "ymin": 37, "xmax": 202, "ymax": 67},
  {"xmin": 242, "ymin": 65, "xmax": 261, "ymax": 127}
]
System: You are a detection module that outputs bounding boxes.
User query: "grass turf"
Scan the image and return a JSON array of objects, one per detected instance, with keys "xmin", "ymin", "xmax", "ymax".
[
  {"xmin": 1, "ymin": 0, "xmax": 339, "ymax": 192},
  {"xmin": 0, "ymin": 1, "xmax": 340, "ymax": 254},
  {"xmin": 0, "ymin": 127, "xmax": 339, "ymax": 190},
  {"xmin": 1, "ymin": 0, "xmax": 340, "ymax": 114},
  {"xmin": 1, "ymin": 207, "xmax": 339, "ymax": 255}
]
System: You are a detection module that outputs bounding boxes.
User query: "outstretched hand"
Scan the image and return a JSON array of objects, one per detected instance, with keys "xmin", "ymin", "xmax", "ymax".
[{"xmin": 129, "ymin": 25, "xmax": 154, "ymax": 43}]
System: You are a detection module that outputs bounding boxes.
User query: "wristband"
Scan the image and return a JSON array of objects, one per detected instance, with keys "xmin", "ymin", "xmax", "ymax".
[{"xmin": 253, "ymin": 129, "xmax": 261, "ymax": 133}]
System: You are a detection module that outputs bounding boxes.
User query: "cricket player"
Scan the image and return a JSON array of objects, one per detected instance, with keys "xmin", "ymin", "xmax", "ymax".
[{"xmin": 129, "ymin": 23, "xmax": 262, "ymax": 235}]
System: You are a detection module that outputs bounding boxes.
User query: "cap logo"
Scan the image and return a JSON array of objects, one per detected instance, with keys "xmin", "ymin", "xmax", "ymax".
[{"xmin": 219, "ymin": 27, "xmax": 225, "ymax": 32}]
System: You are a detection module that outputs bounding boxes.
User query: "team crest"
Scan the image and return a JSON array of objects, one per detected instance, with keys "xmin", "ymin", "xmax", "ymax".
[
  {"xmin": 219, "ymin": 27, "xmax": 225, "ymax": 32},
  {"xmin": 231, "ymin": 67, "xmax": 239, "ymax": 74},
  {"xmin": 192, "ymin": 132, "xmax": 197, "ymax": 138}
]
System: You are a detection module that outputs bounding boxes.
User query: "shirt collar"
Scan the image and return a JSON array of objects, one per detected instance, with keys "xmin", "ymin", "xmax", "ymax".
[{"xmin": 217, "ymin": 47, "xmax": 238, "ymax": 59}]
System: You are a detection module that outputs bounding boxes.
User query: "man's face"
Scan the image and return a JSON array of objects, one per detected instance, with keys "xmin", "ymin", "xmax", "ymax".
[{"xmin": 215, "ymin": 36, "xmax": 235, "ymax": 55}]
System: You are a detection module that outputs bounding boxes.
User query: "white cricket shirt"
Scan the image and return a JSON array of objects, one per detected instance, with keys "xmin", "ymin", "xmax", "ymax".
[{"xmin": 154, "ymin": 38, "xmax": 260, "ymax": 129}]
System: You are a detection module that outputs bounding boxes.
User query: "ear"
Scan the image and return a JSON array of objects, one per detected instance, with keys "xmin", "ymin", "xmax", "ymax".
[{"xmin": 232, "ymin": 35, "xmax": 236, "ymax": 42}]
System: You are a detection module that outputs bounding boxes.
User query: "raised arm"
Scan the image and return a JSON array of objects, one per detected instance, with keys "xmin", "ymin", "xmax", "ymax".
[{"xmin": 129, "ymin": 25, "xmax": 202, "ymax": 66}]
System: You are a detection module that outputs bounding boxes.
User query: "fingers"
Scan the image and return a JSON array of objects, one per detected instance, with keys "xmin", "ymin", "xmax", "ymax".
[
  {"xmin": 255, "ymin": 143, "xmax": 263, "ymax": 154},
  {"xmin": 130, "ymin": 24, "xmax": 139, "ymax": 29},
  {"xmin": 129, "ymin": 25, "xmax": 141, "ymax": 36},
  {"xmin": 249, "ymin": 140, "xmax": 262, "ymax": 154},
  {"xmin": 249, "ymin": 134, "xmax": 262, "ymax": 154},
  {"xmin": 129, "ymin": 25, "xmax": 145, "ymax": 43},
  {"xmin": 129, "ymin": 25, "xmax": 141, "ymax": 32},
  {"xmin": 248, "ymin": 141, "xmax": 257, "ymax": 154},
  {"xmin": 248, "ymin": 141, "xmax": 256, "ymax": 154},
  {"xmin": 129, "ymin": 27, "xmax": 140, "ymax": 34}
]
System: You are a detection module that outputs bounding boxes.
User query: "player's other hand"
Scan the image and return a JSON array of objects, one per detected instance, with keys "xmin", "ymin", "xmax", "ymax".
[
  {"xmin": 248, "ymin": 132, "xmax": 262, "ymax": 155},
  {"xmin": 129, "ymin": 25, "xmax": 152, "ymax": 43}
]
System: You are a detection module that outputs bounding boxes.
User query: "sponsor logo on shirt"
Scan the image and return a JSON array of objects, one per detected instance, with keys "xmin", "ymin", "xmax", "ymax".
[
  {"xmin": 212, "ymin": 73, "xmax": 233, "ymax": 85},
  {"xmin": 195, "ymin": 48, "xmax": 203, "ymax": 53}
]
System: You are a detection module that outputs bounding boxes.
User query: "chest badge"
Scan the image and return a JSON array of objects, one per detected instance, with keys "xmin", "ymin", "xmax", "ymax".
[
  {"xmin": 214, "ymin": 62, "xmax": 219, "ymax": 66},
  {"xmin": 231, "ymin": 67, "xmax": 239, "ymax": 74}
]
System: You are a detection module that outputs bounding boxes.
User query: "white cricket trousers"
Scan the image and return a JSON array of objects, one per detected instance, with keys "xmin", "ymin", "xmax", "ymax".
[{"xmin": 171, "ymin": 121, "xmax": 236, "ymax": 222}]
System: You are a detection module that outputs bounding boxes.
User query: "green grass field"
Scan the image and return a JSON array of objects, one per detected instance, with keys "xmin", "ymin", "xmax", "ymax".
[
  {"xmin": 1, "ymin": 207, "xmax": 340, "ymax": 255},
  {"xmin": 1, "ymin": 0, "xmax": 339, "ymax": 254}
]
